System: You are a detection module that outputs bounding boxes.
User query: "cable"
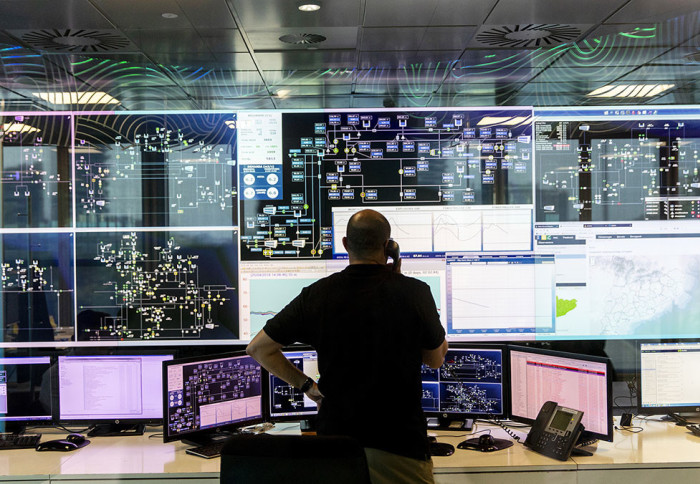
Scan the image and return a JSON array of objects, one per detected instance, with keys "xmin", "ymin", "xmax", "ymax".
[{"xmin": 483, "ymin": 415, "xmax": 523, "ymax": 443}]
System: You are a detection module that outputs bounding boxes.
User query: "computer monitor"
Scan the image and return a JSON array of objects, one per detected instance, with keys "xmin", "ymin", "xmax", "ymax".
[
  {"xmin": 422, "ymin": 346, "xmax": 506, "ymax": 430},
  {"xmin": 639, "ymin": 341, "xmax": 700, "ymax": 416},
  {"xmin": 163, "ymin": 352, "xmax": 263, "ymax": 445},
  {"xmin": 0, "ymin": 356, "xmax": 53, "ymax": 431},
  {"xmin": 57, "ymin": 354, "xmax": 173, "ymax": 436},
  {"xmin": 268, "ymin": 349, "xmax": 319, "ymax": 426},
  {"xmin": 509, "ymin": 346, "xmax": 613, "ymax": 443}
]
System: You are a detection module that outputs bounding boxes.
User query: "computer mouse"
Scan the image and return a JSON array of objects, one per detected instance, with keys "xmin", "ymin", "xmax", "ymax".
[
  {"xmin": 429, "ymin": 442, "xmax": 455, "ymax": 457},
  {"xmin": 66, "ymin": 433, "xmax": 86, "ymax": 445}
]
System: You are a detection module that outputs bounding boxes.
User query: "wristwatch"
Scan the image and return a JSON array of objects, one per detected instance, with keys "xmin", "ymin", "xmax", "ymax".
[{"xmin": 299, "ymin": 377, "xmax": 314, "ymax": 393}]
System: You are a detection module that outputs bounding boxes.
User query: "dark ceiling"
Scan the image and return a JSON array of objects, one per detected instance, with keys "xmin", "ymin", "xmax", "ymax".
[{"xmin": 1, "ymin": 0, "xmax": 699, "ymax": 111}]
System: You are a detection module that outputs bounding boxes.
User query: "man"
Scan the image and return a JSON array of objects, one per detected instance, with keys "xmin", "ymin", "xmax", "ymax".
[{"xmin": 247, "ymin": 209, "xmax": 448, "ymax": 484}]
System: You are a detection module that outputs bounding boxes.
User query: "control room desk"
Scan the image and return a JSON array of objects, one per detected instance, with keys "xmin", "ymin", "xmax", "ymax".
[{"xmin": 1, "ymin": 418, "xmax": 699, "ymax": 484}]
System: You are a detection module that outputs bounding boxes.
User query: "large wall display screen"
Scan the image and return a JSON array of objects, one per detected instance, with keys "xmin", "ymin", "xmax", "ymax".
[{"xmin": 3, "ymin": 106, "xmax": 700, "ymax": 346}]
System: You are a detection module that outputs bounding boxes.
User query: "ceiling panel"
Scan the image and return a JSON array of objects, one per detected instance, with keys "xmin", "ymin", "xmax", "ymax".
[
  {"xmin": 359, "ymin": 51, "xmax": 461, "ymax": 69},
  {"xmin": 268, "ymin": 84, "xmax": 352, "ymax": 96},
  {"xmin": 93, "ymin": 0, "xmax": 192, "ymax": 30},
  {"xmin": 617, "ymin": 64, "xmax": 700, "ymax": 81},
  {"xmin": 0, "ymin": 0, "xmax": 112, "ymax": 30},
  {"xmin": 361, "ymin": 28, "xmax": 426, "ymax": 51},
  {"xmin": 200, "ymin": 29, "xmax": 249, "ymax": 53},
  {"xmin": 176, "ymin": 0, "xmax": 238, "ymax": 29},
  {"xmin": 204, "ymin": 97, "xmax": 277, "ymax": 109},
  {"xmin": 255, "ymin": 50, "xmax": 357, "ymax": 70},
  {"xmin": 177, "ymin": 69, "xmax": 264, "ymax": 87},
  {"xmin": 419, "ymin": 27, "xmax": 478, "ymax": 50},
  {"xmin": 231, "ymin": 0, "xmax": 362, "ymax": 28},
  {"xmin": 247, "ymin": 27, "xmax": 359, "ymax": 51},
  {"xmin": 484, "ymin": 0, "xmax": 628, "ymax": 25},
  {"xmin": 429, "ymin": 0, "xmax": 498, "ymax": 27},
  {"xmin": 124, "ymin": 29, "xmax": 211, "ymax": 54},
  {"xmin": 262, "ymin": 70, "xmax": 355, "ymax": 85},
  {"xmin": 606, "ymin": 0, "xmax": 700, "ymax": 24},
  {"xmin": 363, "ymin": 0, "xmax": 439, "ymax": 27},
  {"xmin": 548, "ymin": 47, "xmax": 671, "ymax": 68},
  {"xmin": 532, "ymin": 65, "xmax": 636, "ymax": 83}
]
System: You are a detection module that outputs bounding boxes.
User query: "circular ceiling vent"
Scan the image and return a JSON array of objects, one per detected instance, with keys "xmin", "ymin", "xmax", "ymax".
[
  {"xmin": 279, "ymin": 33, "xmax": 326, "ymax": 45},
  {"xmin": 21, "ymin": 29, "xmax": 131, "ymax": 52},
  {"xmin": 476, "ymin": 24, "xmax": 580, "ymax": 48}
]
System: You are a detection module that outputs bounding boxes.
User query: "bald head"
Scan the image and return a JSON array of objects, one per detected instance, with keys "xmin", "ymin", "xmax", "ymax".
[{"xmin": 344, "ymin": 209, "xmax": 391, "ymax": 260}]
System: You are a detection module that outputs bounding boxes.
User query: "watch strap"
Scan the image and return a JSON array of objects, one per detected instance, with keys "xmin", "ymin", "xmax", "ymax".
[{"xmin": 299, "ymin": 377, "xmax": 314, "ymax": 393}]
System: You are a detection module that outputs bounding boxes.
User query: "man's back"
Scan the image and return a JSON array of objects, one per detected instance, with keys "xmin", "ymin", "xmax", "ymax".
[{"xmin": 264, "ymin": 264, "xmax": 443, "ymax": 459}]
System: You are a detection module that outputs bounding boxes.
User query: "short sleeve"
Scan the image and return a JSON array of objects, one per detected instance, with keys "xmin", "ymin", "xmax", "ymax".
[
  {"xmin": 261, "ymin": 289, "xmax": 308, "ymax": 346},
  {"xmin": 417, "ymin": 284, "xmax": 445, "ymax": 350}
]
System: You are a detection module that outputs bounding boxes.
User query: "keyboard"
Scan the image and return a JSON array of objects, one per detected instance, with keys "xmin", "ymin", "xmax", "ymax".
[
  {"xmin": 185, "ymin": 441, "xmax": 227, "ymax": 459},
  {"xmin": 0, "ymin": 433, "xmax": 42, "ymax": 450}
]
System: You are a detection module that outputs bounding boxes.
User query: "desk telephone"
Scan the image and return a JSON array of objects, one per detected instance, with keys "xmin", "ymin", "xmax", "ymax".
[{"xmin": 524, "ymin": 401, "xmax": 584, "ymax": 461}]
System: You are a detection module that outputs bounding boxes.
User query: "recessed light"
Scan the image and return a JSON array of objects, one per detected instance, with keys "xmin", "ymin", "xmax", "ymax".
[
  {"xmin": 298, "ymin": 2, "xmax": 321, "ymax": 12},
  {"xmin": 32, "ymin": 92, "xmax": 121, "ymax": 105},
  {"xmin": 162, "ymin": 12, "xmax": 179, "ymax": 19},
  {"xmin": 276, "ymin": 89, "xmax": 291, "ymax": 99}
]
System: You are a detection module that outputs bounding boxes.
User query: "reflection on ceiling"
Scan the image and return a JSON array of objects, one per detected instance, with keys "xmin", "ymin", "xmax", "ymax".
[{"xmin": 0, "ymin": 0, "xmax": 699, "ymax": 111}]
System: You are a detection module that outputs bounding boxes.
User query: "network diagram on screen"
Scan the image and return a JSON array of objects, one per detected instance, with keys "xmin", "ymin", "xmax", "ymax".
[{"xmin": 2, "ymin": 106, "xmax": 700, "ymax": 346}]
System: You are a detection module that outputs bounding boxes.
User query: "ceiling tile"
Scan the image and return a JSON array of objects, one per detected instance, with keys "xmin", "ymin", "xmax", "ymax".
[
  {"xmin": 115, "ymin": 98, "xmax": 201, "ymax": 110},
  {"xmin": 359, "ymin": 51, "xmax": 461, "ymax": 69},
  {"xmin": 606, "ymin": 0, "xmax": 700, "ymax": 24},
  {"xmin": 255, "ymin": 50, "xmax": 357, "ymax": 70},
  {"xmin": 263, "ymin": 69, "xmax": 356, "ymax": 86},
  {"xmin": 532, "ymin": 65, "xmax": 635, "ymax": 83},
  {"xmin": 484, "ymin": 0, "xmax": 628, "ymax": 25},
  {"xmin": 177, "ymin": 0, "xmax": 238, "ymax": 29},
  {"xmin": 200, "ymin": 29, "xmax": 249, "ymax": 53},
  {"xmin": 419, "ymin": 27, "xmax": 478, "ymax": 50},
  {"xmin": 124, "ymin": 29, "xmax": 210, "ymax": 54},
  {"xmin": 174, "ymin": 69, "xmax": 264, "ymax": 87},
  {"xmin": 247, "ymin": 27, "xmax": 358, "ymax": 51},
  {"xmin": 231, "ymin": 0, "xmax": 361, "ymax": 28},
  {"xmin": 0, "ymin": 0, "xmax": 113, "ymax": 29},
  {"xmin": 204, "ymin": 97, "xmax": 276, "ymax": 109},
  {"xmin": 209, "ymin": 53, "xmax": 258, "ymax": 70},
  {"xmin": 94, "ymin": 0, "xmax": 192, "ymax": 30},
  {"xmin": 549, "ymin": 47, "xmax": 670, "ymax": 68},
  {"xmin": 429, "ymin": 0, "xmax": 498, "ymax": 26},
  {"xmin": 363, "ymin": 0, "xmax": 438, "ymax": 27},
  {"xmin": 618, "ymin": 64, "xmax": 700, "ymax": 81},
  {"xmin": 361, "ymin": 27, "xmax": 425, "ymax": 51}
]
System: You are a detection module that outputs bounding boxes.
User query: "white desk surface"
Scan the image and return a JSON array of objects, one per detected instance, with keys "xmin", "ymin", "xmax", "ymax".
[{"xmin": 2, "ymin": 417, "xmax": 699, "ymax": 481}]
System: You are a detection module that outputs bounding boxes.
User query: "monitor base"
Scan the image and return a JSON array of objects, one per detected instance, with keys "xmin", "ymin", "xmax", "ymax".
[{"xmin": 88, "ymin": 423, "xmax": 146, "ymax": 437}]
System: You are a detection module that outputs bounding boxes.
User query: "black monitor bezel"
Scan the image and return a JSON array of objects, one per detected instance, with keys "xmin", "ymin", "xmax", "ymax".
[
  {"xmin": 0, "ymin": 355, "xmax": 54, "ymax": 425},
  {"xmin": 422, "ymin": 343, "xmax": 509, "ymax": 421},
  {"xmin": 55, "ymin": 353, "xmax": 174, "ymax": 427},
  {"xmin": 508, "ymin": 345, "xmax": 614, "ymax": 442},
  {"xmin": 266, "ymin": 347, "xmax": 319, "ymax": 423},
  {"xmin": 162, "ymin": 350, "xmax": 264, "ymax": 443},
  {"xmin": 637, "ymin": 340, "xmax": 700, "ymax": 415}
]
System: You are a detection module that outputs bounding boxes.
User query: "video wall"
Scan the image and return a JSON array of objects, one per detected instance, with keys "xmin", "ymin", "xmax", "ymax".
[{"xmin": 1, "ymin": 106, "xmax": 699, "ymax": 347}]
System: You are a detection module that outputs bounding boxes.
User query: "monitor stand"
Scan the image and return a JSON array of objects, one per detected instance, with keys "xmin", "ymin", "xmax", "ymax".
[
  {"xmin": 427, "ymin": 417, "xmax": 474, "ymax": 431},
  {"xmin": 182, "ymin": 431, "xmax": 236, "ymax": 448},
  {"xmin": 88, "ymin": 423, "xmax": 146, "ymax": 437}
]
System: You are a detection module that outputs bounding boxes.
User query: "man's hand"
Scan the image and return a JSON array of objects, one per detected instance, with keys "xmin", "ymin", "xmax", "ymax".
[
  {"xmin": 388, "ymin": 257, "xmax": 402, "ymax": 273},
  {"xmin": 305, "ymin": 381, "xmax": 324, "ymax": 409}
]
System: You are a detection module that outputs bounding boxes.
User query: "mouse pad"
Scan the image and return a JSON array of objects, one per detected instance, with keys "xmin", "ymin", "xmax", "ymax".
[{"xmin": 458, "ymin": 437, "xmax": 513, "ymax": 452}]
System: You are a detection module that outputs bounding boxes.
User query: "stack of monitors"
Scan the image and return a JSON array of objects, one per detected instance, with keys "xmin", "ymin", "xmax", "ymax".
[{"xmin": 3, "ymin": 106, "xmax": 700, "ymax": 350}]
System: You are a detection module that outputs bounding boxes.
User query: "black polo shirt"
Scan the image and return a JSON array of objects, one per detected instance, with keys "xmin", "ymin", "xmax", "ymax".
[{"xmin": 263, "ymin": 264, "xmax": 445, "ymax": 460}]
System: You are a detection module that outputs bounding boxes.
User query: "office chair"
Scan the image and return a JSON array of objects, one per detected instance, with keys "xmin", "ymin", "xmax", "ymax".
[{"xmin": 220, "ymin": 433, "xmax": 371, "ymax": 484}]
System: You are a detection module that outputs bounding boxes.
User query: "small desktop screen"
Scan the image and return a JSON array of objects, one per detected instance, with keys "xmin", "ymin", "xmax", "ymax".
[
  {"xmin": 163, "ymin": 352, "xmax": 263, "ymax": 443},
  {"xmin": 421, "ymin": 347, "xmax": 505, "ymax": 419},
  {"xmin": 509, "ymin": 346, "xmax": 613, "ymax": 441},
  {"xmin": 58, "ymin": 354, "xmax": 173, "ymax": 421},
  {"xmin": 268, "ymin": 350, "xmax": 319, "ymax": 420},
  {"xmin": 639, "ymin": 341, "xmax": 700, "ymax": 413},
  {"xmin": 0, "ymin": 356, "xmax": 52, "ymax": 423}
]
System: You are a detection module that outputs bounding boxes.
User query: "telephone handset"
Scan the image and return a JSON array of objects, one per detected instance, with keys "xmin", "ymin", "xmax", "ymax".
[
  {"xmin": 524, "ymin": 401, "xmax": 584, "ymax": 461},
  {"xmin": 385, "ymin": 240, "xmax": 400, "ymax": 272}
]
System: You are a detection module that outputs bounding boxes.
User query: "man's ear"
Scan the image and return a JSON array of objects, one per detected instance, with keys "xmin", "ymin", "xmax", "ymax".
[{"xmin": 342, "ymin": 236, "xmax": 349, "ymax": 252}]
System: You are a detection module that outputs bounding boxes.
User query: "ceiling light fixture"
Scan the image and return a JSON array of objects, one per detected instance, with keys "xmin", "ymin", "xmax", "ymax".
[
  {"xmin": 162, "ymin": 13, "xmax": 179, "ymax": 19},
  {"xmin": 32, "ymin": 92, "xmax": 121, "ymax": 105},
  {"xmin": 587, "ymin": 84, "xmax": 675, "ymax": 98},
  {"xmin": 276, "ymin": 89, "xmax": 291, "ymax": 99},
  {"xmin": 298, "ymin": 2, "xmax": 321, "ymax": 12}
]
